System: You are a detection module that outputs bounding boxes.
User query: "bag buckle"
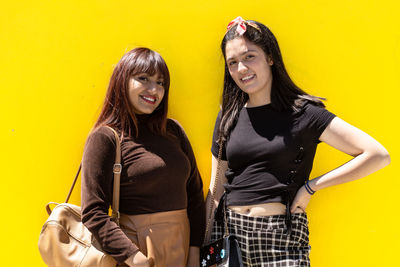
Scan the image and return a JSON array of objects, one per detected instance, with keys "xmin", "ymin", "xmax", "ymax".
[
  {"xmin": 112, "ymin": 210, "xmax": 120, "ymax": 219},
  {"xmin": 113, "ymin": 164, "xmax": 122, "ymax": 174}
]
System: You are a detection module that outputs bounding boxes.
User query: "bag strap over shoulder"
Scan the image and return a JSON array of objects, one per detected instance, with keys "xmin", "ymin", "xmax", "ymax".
[
  {"xmin": 106, "ymin": 126, "xmax": 122, "ymax": 223},
  {"xmin": 56, "ymin": 126, "xmax": 122, "ymax": 223}
]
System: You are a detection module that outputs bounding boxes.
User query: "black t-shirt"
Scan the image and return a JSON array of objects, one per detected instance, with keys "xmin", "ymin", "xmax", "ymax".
[{"xmin": 211, "ymin": 102, "xmax": 336, "ymax": 206}]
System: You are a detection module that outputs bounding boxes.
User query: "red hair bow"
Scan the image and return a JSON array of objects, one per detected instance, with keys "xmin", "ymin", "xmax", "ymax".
[{"xmin": 226, "ymin": 16, "xmax": 247, "ymax": 35}]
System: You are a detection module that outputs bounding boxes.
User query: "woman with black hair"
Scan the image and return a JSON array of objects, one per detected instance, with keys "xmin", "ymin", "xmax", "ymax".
[
  {"xmin": 81, "ymin": 47, "xmax": 205, "ymax": 267},
  {"xmin": 205, "ymin": 17, "xmax": 390, "ymax": 266}
]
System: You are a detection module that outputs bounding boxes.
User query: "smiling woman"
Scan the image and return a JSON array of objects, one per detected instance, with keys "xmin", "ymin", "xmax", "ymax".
[
  {"xmin": 95, "ymin": 48, "xmax": 171, "ymax": 137},
  {"xmin": 81, "ymin": 47, "xmax": 205, "ymax": 267},
  {"xmin": 225, "ymin": 37, "xmax": 274, "ymax": 107},
  {"xmin": 204, "ymin": 17, "xmax": 390, "ymax": 267},
  {"xmin": 128, "ymin": 73, "xmax": 165, "ymax": 115}
]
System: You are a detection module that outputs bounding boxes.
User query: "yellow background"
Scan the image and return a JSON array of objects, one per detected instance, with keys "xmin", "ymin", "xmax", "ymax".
[{"xmin": 1, "ymin": 0, "xmax": 399, "ymax": 266}]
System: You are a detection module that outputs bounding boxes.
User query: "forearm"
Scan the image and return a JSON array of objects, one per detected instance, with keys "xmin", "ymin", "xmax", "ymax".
[
  {"xmin": 309, "ymin": 150, "xmax": 390, "ymax": 191},
  {"xmin": 204, "ymin": 156, "xmax": 228, "ymax": 243}
]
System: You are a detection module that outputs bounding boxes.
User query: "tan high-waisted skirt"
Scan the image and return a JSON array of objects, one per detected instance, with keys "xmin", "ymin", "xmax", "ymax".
[{"xmin": 119, "ymin": 209, "xmax": 190, "ymax": 267}]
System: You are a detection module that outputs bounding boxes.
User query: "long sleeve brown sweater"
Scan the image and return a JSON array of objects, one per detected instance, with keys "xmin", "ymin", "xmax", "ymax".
[{"xmin": 81, "ymin": 118, "xmax": 205, "ymax": 263}]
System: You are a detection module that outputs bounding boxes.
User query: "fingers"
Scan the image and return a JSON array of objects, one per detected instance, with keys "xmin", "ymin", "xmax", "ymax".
[
  {"xmin": 132, "ymin": 251, "xmax": 150, "ymax": 267},
  {"xmin": 290, "ymin": 186, "xmax": 311, "ymax": 213},
  {"xmin": 290, "ymin": 201, "xmax": 299, "ymax": 213}
]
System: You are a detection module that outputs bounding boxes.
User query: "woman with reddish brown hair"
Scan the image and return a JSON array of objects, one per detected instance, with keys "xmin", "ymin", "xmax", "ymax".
[{"xmin": 81, "ymin": 47, "xmax": 205, "ymax": 267}]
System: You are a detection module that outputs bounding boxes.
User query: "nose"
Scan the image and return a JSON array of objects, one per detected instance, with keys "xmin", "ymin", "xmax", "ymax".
[
  {"xmin": 147, "ymin": 82, "xmax": 159, "ymax": 94},
  {"xmin": 237, "ymin": 61, "xmax": 248, "ymax": 73}
]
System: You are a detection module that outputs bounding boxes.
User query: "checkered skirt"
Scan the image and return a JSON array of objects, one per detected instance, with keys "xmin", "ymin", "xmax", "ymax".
[{"xmin": 211, "ymin": 209, "xmax": 311, "ymax": 267}]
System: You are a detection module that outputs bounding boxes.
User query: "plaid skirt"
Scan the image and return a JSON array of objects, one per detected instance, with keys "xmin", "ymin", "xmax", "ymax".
[{"xmin": 211, "ymin": 209, "xmax": 311, "ymax": 267}]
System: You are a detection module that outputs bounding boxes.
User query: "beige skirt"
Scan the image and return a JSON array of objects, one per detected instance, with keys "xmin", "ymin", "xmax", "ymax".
[{"xmin": 119, "ymin": 209, "xmax": 190, "ymax": 267}]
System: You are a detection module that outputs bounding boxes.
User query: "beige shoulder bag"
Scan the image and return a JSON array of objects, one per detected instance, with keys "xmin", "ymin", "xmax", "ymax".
[{"xmin": 38, "ymin": 127, "xmax": 121, "ymax": 267}]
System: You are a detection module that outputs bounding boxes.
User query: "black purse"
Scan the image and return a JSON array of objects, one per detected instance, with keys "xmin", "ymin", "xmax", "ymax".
[
  {"xmin": 200, "ymin": 139, "xmax": 244, "ymax": 267},
  {"xmin": 200, "ymin": 235, "xmax": 243, "ymax": 267}
]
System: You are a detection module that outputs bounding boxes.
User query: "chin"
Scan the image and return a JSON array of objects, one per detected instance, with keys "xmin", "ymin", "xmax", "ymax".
[
  {"xmin": 133, "ymin": 108, "xmax": 153, "ymax": 115},
  {"xmin": 142, "ymin": 110, "xmax": 156, "ymax": 114},
  {"xmin": 240, "ymin": 87, "xmax": 258, "ymax": 95}
]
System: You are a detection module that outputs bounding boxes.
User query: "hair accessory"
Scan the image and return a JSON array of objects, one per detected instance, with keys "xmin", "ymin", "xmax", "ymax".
[
  {"xmin": 226, "ymin": 16, "xmax": 261, "ymax": 35},
  {"xmin": 227, "ymin": 16, "xmax": 247, "ymax": 35},
  {"xmin": 304, "ymin": 180, "xmax": 316, "ymax": 195}
]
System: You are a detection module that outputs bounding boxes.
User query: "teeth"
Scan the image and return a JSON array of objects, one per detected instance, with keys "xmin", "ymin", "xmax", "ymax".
[
  {"xmin": 142, "ymin": 96, "xmax": 155, "ymax": 102},
  {"xmin": 241, "ymin": 75, "xmax": 254, "ymax": 81}
]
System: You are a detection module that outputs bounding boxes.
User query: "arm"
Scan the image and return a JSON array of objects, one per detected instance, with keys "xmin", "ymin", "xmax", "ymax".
[
  {"xmin": 171, "ymin": 120, "xmax": 206, "ymax": 267},
  {"xmin": 204, "ymin": 155, "xmax": 228, "ymax": 243},
  {"xmin": 186, "ymin": 160, "xmax": 205, "ymax": 267},
  {"xmin": 291, "ymin": 117, "xmax": 390, "ymax": 212}
]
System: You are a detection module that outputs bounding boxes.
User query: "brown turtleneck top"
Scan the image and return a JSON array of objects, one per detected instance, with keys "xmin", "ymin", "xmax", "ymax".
[{"xmin": 81, "ymin": 118, "xmax": 205, "ymax": 263}]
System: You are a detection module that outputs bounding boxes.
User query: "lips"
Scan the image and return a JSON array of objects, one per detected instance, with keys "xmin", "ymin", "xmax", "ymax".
[
  {"xmin": 140, "ymin": 95, "xmax": 157, "ymax": 104},
  {"xmin": 240, "ymin": 74, "xmax": 255, "ymax": 84}
]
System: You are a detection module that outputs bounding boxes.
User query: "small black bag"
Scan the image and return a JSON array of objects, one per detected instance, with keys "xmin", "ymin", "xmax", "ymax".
[{"xmin": 200, "ymin": 235, "xmax": 243, "ymax": 267}]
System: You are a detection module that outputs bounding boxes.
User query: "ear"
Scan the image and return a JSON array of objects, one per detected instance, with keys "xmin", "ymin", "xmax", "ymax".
[{"xmin": 267, "ymin": 55, "xmax": 273, "ymax": 66}]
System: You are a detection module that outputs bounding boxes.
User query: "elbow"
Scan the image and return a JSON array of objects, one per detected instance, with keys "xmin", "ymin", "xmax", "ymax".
[
  {"xmin": 380, "ymin": 149, "xmax": 391, "ymax": 167},
  {"xmin": 372, "ymin": 146, "xmax": 391, "ymax": 168}
]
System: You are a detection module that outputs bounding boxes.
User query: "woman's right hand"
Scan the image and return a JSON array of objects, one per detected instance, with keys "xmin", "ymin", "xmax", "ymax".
[{"xmin": 125, "ymin": 251, "xmax": 150, "ymax": 267}]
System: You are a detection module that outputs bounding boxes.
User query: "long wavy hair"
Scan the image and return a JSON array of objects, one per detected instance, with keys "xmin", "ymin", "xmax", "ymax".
[
  {"xmin": 219, "ymin": 20, "xmax": 325, "ymax": 142},
  {"xmin": 94, "ymin": 47, "xmax": 170, "ymax": 137}
]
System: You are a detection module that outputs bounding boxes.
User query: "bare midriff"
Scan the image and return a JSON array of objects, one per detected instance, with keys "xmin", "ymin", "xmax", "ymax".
[{"xmin": 228, "ymin": 202, "xmax": 304, "ymax": 217}]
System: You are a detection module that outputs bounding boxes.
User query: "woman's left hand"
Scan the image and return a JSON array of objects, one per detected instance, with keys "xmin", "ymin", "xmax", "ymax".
[
  {"xmin": 186, "ymin": 246, "xmax": 200, "ymax": 267},
  {"xmin": 290, "ymin": 185, "xmax": 311, "ymax": 213}
]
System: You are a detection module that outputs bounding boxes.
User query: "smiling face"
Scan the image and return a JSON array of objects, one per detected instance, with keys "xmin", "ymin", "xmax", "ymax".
[
  {"xmin": 225, "ymin": 37, "xmax": 273, "ymax": 105},
  {"xmin": 128, "ymin": 72, "xmax": 165, "ymax": 114}
]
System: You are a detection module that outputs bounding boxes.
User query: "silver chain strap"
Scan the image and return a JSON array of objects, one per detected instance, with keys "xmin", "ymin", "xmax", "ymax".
[{"xmin": 203, "ymin": 138, "xmax": 224, "ymax": 243}]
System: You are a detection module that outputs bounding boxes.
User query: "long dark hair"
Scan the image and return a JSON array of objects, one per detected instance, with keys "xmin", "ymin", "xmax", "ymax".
[
  {"xmin": 95, "ymin": 47, "xmax": 170, "ymax": 137},
  {"xmin": 219, "ymin": 20, "xmax": 325, "ymax": 142}
]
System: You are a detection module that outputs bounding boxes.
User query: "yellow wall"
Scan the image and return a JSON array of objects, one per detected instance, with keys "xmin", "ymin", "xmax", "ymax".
[{"xmin": 1, "ymin": 0, "xmax": 398, "ymax": 266}]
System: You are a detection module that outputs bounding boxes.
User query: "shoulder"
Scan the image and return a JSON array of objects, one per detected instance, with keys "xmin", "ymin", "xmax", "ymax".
[
  {"xmin": 86, "ymin": 126, "xmax": 118, "ymax": 147},
  {"xmin": 297, "ymin": 101, "xmax": 336, "ymax": 139},
  {"xmin": 166, "ymin": 118, "xmax": 195, "ymax": 154},
  {"xmin": 299, "ymin": 101, "xmax": 334, "ymax": 119},
  {"xmin": 167, "ymin": 118, "xmax": 188, "ymax": 139},
  {"xmin": 302, "ymin": 101, "xmax": 326, "ymax": 113},
  {"xmin": 167, "ymin": 118, "xmax": 183, "ymax": 130},
  {"xmin": 83, "ymin": 126, "xmax": 119, "ymax": 159}
]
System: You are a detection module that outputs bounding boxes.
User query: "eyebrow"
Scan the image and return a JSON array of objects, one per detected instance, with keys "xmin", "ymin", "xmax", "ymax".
[
  {"xmin": 226, "ymin": 49, "xmax": 258, "ymax": 62},
  {"xmin": 134, "ymin": 73, "xmax": 164, "ymax": 80}
]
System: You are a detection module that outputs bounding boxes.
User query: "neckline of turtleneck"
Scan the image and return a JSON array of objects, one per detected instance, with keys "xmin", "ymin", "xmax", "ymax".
[{"xmin": 135, "ymin": 114, "xmax": 151, "ymax": 123}]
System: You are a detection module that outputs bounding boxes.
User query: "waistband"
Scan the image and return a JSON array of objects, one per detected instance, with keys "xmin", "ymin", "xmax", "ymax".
[
  {"xmin": 215, "ymin": 192, "xmax": 295, "ymax": 235},
  {"xmin": 120, "ymin": 209, "xmax": 188, "ymax": 228},
  {"xmin": 226, "ymin": 208, "xmax": 308, "ymax": 230}
]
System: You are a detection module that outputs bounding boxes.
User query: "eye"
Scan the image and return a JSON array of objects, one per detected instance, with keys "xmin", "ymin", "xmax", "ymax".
[
  {"xmin": 157, "ymin": 81, "xmax": 164, "ymax": 86},
  {"xmin": 245, "ymin": 54, "xmax": 255, "ymax": 60},
  {"xmin": 228, "ymin": 60, "xmax": 237, "ymax": 66},
  {"xmin": 137, "ymin": 76, "xmax": 148, "ymax": 82}
]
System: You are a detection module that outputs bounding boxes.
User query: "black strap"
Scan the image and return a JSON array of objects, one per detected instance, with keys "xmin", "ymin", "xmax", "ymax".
[
  {"xmin": 285, "ymin": 191, "xmax": 292, "ymax": 236},
  {"xmin": 214, "ymin": 193, "xmax": 225, "ymax": 223},
  {"xmin": 65, "ymin": 164, "xmax": 82, "ymax": 203}
]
